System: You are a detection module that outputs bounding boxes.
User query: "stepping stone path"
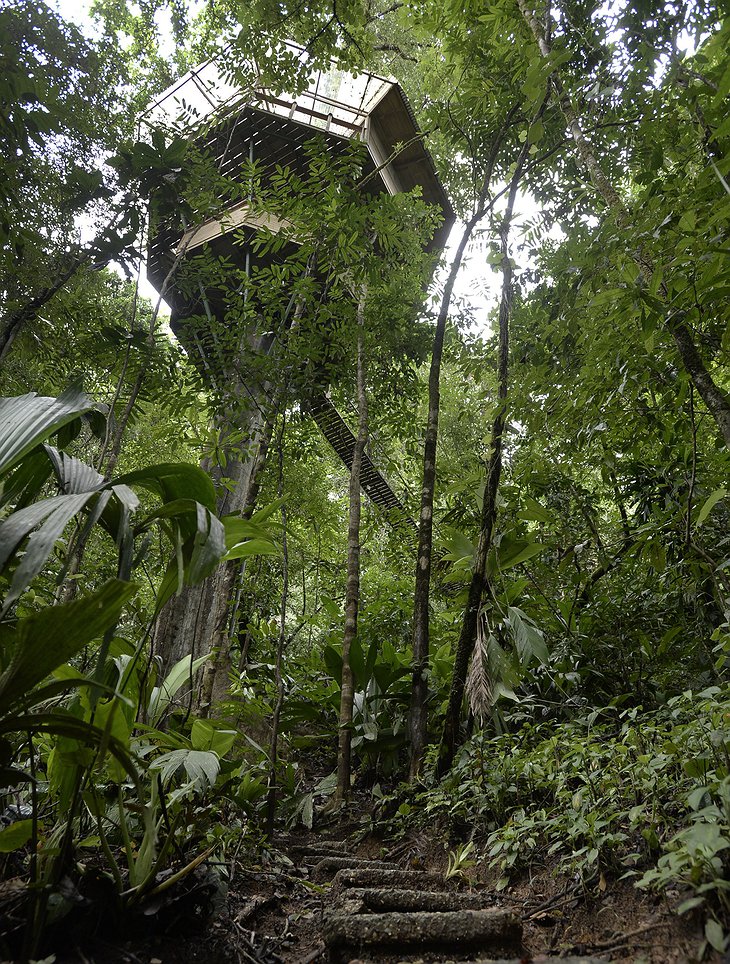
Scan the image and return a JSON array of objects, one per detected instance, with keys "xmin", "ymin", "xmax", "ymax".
[{"xmin": 290, "ymin": 838, "xmax": 610, "ymax": 964}]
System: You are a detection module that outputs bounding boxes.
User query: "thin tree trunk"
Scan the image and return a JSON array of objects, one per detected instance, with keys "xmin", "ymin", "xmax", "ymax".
[
  {"xmin": 265, "ymin": 414, "xmax": 288, "ymax": 837},
  {"xmin": 335, "ymin": 286, "xmax": 369, "ymax": 804},
  {"xmin": 57, "ymin": 335, "xmax": 146, "ymax": 605},
  {"xmin": 438, "ymin": 159, "xmax": 526, "ymax": 778},
  {"xmin": 0, "ymin": 200, "xmax": 163, "ymax": 367},
  {"xmin": 408, "ymin": 112, "xmax": 519, "ymax": 779},
  {"xmin": 54, "ymin": 232, "xmax": 192, "ymax": 605},
  {"xmin": 517, "ymin": 0, "xmax": 730, "ymax": 448},
  {"xmin": 0, "ymin": 255, "xmax": 90, "ymax": 365},
  {"xmin": 409, "ymin": 214, "xmax": 483, "ymax": 779}
]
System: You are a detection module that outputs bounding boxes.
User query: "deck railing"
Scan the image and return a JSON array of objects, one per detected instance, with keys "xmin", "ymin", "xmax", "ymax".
[{"xmin": 139, "ymin": 40, "xmax": 393, "ymax": 142}]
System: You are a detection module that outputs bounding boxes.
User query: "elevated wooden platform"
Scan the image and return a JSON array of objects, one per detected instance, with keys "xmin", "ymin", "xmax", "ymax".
[
  {"xmin": 142, "ymin": 45, "xmax": 453, "ymax": 529},
  {"xmin": 145, "ymin": 44, "xmax": 454, "ymax": 305}
]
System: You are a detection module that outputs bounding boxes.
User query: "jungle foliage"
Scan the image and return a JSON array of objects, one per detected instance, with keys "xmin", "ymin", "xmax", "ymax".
[{"xmin": 0, "ymin": 0, "xmax": 728, "ymax": 958}]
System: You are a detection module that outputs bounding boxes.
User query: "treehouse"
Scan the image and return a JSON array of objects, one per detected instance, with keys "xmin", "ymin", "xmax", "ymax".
[{"xmin": 143, "ymin": 43, "xmax": 454, "ymax": 521}]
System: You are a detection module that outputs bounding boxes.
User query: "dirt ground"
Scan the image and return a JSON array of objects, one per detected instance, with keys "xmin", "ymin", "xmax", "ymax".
[{"xmin": 19, "ymin": 818, "xmax": 719, "ymax": 964}]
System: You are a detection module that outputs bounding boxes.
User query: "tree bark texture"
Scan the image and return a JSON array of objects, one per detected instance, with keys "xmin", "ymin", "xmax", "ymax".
[
  {"xmin": 517, "ymin": 0, "xmax": 730, "ymax": 449},
  {"xmin": 152, "ymin": 251, "xmax": 314, "ymax": 704},
  {"xmin": 151, "ymin": 382, "xmax": 273, "ymax": 690},
  {"xmin": 335, "ymin": 287, "xmax": 369, "ymax": 803},
  {"xmin": 196, "ymin": 414, "xmax": 274, "ymax": 712},
  {"xmin": 407, "ymin": 110, "xmax": 517, "ymax": 778}
]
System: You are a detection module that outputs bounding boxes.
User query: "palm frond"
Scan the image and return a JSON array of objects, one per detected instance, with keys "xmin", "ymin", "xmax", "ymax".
[{"xmin": 465, "ymin": 607, "xmax": 493, "ymax": 723}]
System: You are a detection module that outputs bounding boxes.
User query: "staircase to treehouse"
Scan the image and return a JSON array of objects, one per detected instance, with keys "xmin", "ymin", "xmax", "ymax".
[
  {"xmin": 261, "ymin": 834, "xmax": 612, "ymax": 963},
  {"xmin": 305, "ymin": 392, "xmax": 416, "ymax": 532}
]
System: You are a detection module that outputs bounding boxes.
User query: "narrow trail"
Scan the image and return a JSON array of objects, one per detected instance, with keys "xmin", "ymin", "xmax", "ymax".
[
  {"xmin": 62, "ymin": 814, "xmax": 704, "ymax": 963},
  {"xmin": 274, "ymin": 835, "xmax": 608, "ymax": 964}
]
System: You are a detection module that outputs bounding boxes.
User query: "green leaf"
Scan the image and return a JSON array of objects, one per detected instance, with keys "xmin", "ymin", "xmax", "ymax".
[
  {"xmin": 705, "ymin": 919, "xmax": 726, "ymax": 953},
  {"xmin": 0, "ymin": 819, "xmax": 33, "ymax": 852},
  {"xmin": 151, "ymin": 747, "xmax": 221, "ymax": 788},
  {"xmin": 0, "ymin": 389, "xmax": 95, "ymax": 477},
  {"xmin": 148, "ymin": 653, "xmax": 211, "ymax": 723},
  {"xmin": 142, "ymin": 499, "xmax": 226, "ymax": 585},
  {"xmin": 225, "ymin": 538, "xmax": 279, "ymax": 561},
  {"xmin": 686, "ymin": 786, "xmax": 709, "ymax": 811},
  {"xmin": 441, "ymin": 526, "xmax": 475, "ymax": 563},
  {"xmin": 191, "ymin": 719, "xmax": 237, "ymax": 756},
  {"xmin": 43, "ymin": 445, "xmax": 105, "ymax": 495},
  {"xmin": 696, "ymin": 489, "xmax": 727, "ymax": 526},
  {"xmin": 349, "ymin": 636, "xmax": 367, "ymax": 688},
  {"xmin": 222, "ymin": 516, "xmax": 276, "ymax": 549},
  {"xmin": 0, "ymin": 580, "xmax": 138, "ymax": 710},
  {"xmin": 0, "ymin": 492, "xmax": 97, "ymax": 616},
  {"xmin": 496, "ymin": 538, "xmax": 545, "ymax": 571},
  {"xmin": 187, "ymin": 503, "xmax": 227, "ymax": 583},
  {"xmin": 0, "ymin": 449, "xmax": 53, "ymax": 511},
  {"xmin": 519, "ymin": 497, "xmax": 551, "ymax": 524},
  {"xmin": 4, "ymin": 713, "xmax": 137, "ymax": 779},
  {"xmin": 323, "ymin": 645, "xmax": 343, "ymax": 686},
  {"xmin": 677, "ymin": 896, "xmax": 705, "ymax": 915},
  {"xmin": 714, "ymin": 60, "xmax": 730, "ymax": 104},
  {"xmin": 183, "ymin": 749, "xmax": 220, "ymax": 789},
  {"xmin": 507, "ymin": 606, "xmax": 548, "ymax": 665},
  {"xmin": 590, "ymin": 287, "xmax": 627, "ymax": 307},
  {"xmin": 682, "ymin": 758, "xmax": 707, "ymax": 779},
  {"xmin": 301, "ymin": 792, "xmax": 314, "ymax": 829},
  {"xmin": 527, "ymin": 118, "xmax": 544, "ymax": 144},
  {"xmin": 0, "ymin": 493, "xmax": 92, "ymax": 574},
  {"xmin": 114, "ymin": 463, "xmax": 217, "ymax": 512},
  {"xmin": 494, "ymin": 683, "xmax": 520, "ymax": 702},
  {"xmin": 94, "ymin": 697, "xmax": 132, "ymax": 782}
]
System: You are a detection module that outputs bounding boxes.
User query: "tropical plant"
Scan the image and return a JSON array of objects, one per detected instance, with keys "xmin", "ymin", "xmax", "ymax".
[{"xmin": 0, "ymin": 388, "xmax": 277, "ymax": 955}]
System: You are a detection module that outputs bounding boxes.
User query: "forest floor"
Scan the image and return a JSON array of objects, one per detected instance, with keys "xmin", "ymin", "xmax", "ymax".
[{"xmin": 31, "ymin": 799, "xmax": 718, "ymax": 964}]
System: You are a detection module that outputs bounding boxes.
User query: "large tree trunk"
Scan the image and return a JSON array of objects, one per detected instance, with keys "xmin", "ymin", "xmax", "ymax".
[
  {"xmin": 335, "ymin": 287, "xmax": 368, "ymax": 804},
  {"xmin": 438, "ymin": 157, "xmax": 527, "ymax": 777},
  {"xmin": 152, "ymin": 253, "xmax": 314, "ymax": 704},
  {"xmin": 517, "ymin": 0, "xmax": 730, "ymax": 449},
  {"xmin": 151, "ymin": 384, "xmax": 272, "ymax": 692},
  {"xmin": 197, "ymin": 413, "xmax": 274, "ymax": 712}
]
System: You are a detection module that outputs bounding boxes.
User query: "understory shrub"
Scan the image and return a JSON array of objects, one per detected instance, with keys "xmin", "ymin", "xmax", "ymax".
[{"xmin": 378, "ymin": 687, "xmax": 730, "ymax": 949}]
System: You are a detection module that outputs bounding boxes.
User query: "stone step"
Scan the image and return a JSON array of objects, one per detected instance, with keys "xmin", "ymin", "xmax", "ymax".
[
  {"xmin": 347, "ymin": 957, "xmax": 609, "ymax": 964},
  {"xmin": 301, "ymin": 853, "xmax": 348, "ymax": 867},
  {"xmin": 338, "ymin": 888, "xmax": 494, "ymax": 913},
  {"xmin": 331, "ymin": 868, "xmax": 445, "ymax": 895},
  {"xmin": 323, "ymin": 908, "xmax": 522, "ymax": 962},
  {"xmin": 288, "ymin": 839, "xmax": 349, "ymax": 857},
  {"xmin": 473, "ymin": 958, "xmax": 609, "ymax": 964},
  {"xmin": 312, "ymin": 856, "xmax": 400, "ymax": 882}
]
